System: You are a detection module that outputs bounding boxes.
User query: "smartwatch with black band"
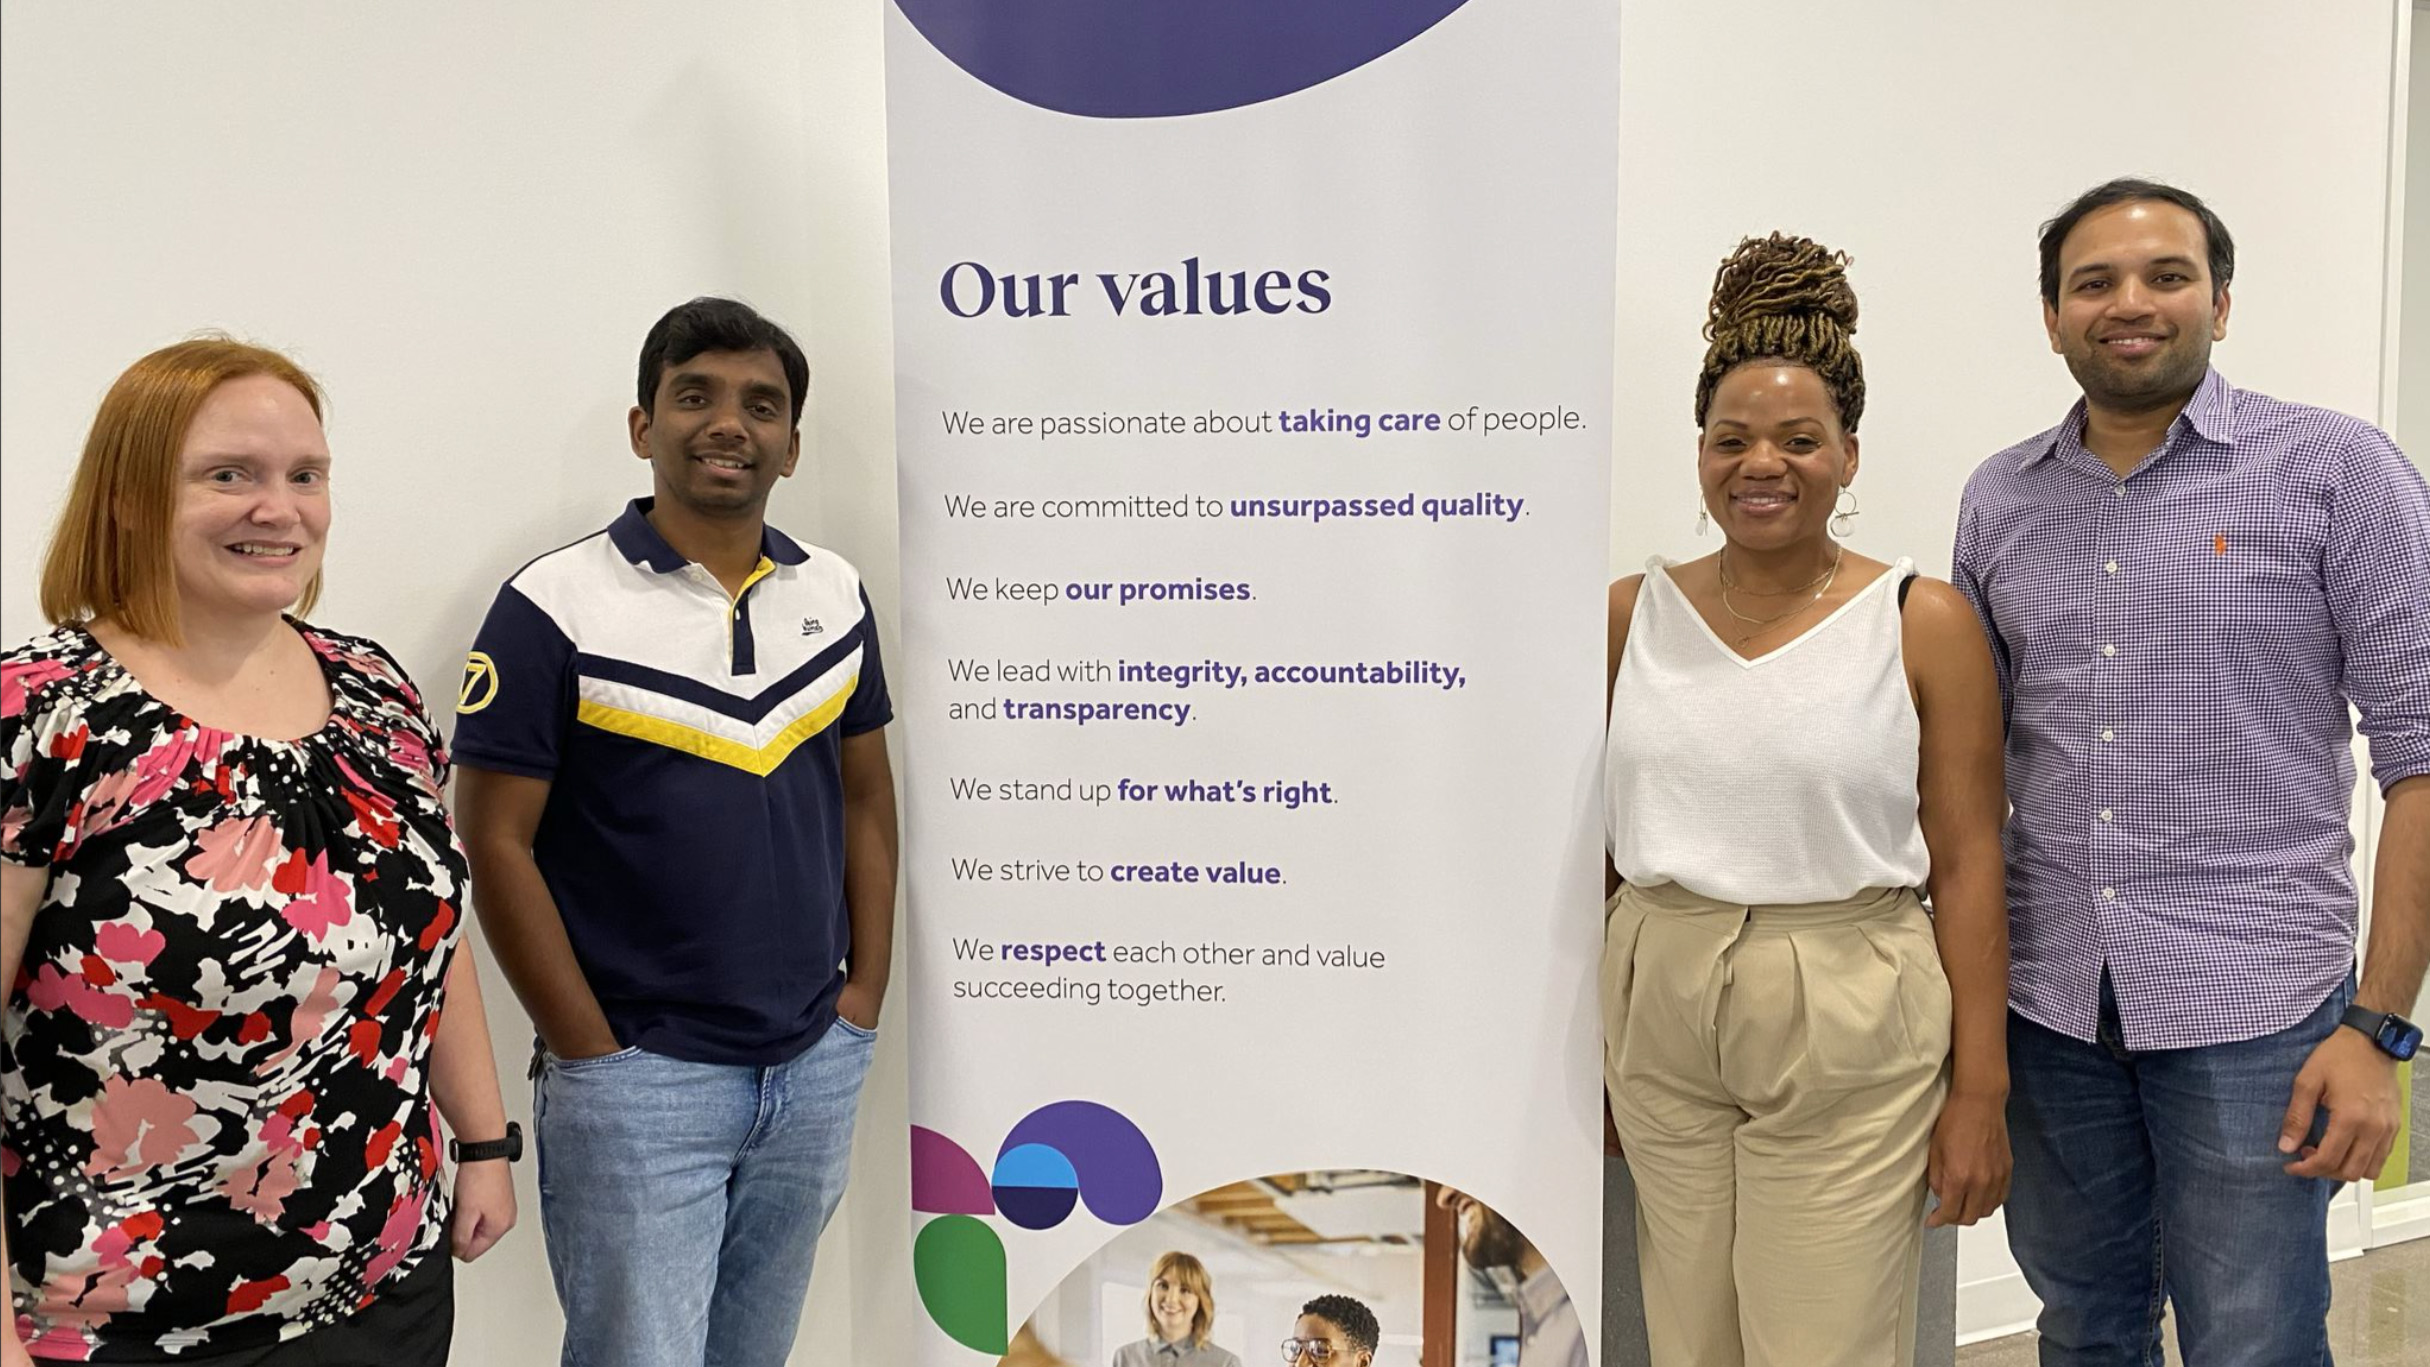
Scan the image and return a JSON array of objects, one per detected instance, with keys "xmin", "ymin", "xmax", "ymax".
[
  {"xmin": 450, "ymin": 1120, "xmax": 524, "ymax": 1164},
  {"xmin": 2340, "ymin": 1005, "xmax": 2424, "ymax": 1061}
]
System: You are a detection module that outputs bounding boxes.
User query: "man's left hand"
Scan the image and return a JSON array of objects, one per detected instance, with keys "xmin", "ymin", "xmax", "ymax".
[
  {"xmin": 2281, "ymin": 1024, "xmax": 2401, "ymax": 1181},
  {"xmin": 837, "ymin": 977, "xmax": 885, "ymax": 1032}
]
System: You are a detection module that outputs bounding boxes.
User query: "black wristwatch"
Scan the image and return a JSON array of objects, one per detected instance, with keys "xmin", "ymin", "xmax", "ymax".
[
  {"xmin": 2340, "ymin": 1006, "xmax": 2424, "ymax": 1061},
  {"xmin": 450, "ymin": 1121, "xmax": 524, "ymax": 1164}
]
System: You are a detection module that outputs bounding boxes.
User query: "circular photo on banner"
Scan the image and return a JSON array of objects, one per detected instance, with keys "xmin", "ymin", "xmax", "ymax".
[{"xmin": 997, "ymin": 1168, "xmax": 1585, "ymax": 1367}]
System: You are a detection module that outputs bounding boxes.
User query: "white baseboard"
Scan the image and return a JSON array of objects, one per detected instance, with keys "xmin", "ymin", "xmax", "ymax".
[
  {"xmin": 2368, "ymin": 1188, "xmax": 2430, "ymax": 1247},
  {"xmin": 2331, "ymin": 1195, "xmax": 2366, "ymax": 1257}
]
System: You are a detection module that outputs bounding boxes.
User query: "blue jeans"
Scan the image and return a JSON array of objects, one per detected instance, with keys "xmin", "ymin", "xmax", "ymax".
[
  {"xmin": 533, "ymin": 1018, "xmax": 877, "ymax": 1367},
  {"xmin": 2004, "ymin": 978, "xmax": 2346, "ymax": 1367}
]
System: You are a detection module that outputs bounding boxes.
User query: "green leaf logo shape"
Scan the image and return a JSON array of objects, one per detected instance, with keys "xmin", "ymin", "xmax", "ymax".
[{"xmin": 914, "ymin": 1214, "xmax": 1008, "ymax": 1355}]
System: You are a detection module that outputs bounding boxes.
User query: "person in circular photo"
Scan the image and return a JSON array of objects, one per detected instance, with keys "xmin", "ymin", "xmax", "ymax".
[{"xmin": 1110, "ymin": 1250, "xmax": 1240, "ymax": 1366}]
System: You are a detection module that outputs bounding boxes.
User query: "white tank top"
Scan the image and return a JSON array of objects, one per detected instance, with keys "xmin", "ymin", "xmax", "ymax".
[{"xmin": 1605, "ymin": 556, "xmax": 1930, "ymax": 906}]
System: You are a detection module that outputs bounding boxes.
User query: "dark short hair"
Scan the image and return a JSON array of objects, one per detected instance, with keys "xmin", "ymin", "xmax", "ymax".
[
  {"xmin": 1300, "ymin": 1294, "xmax": 1379, "ymax": 1353},
  {"xmin": 636, "ymin": 297, "xmax": 810, "ymax": 426},
  {"xmin": 2039, "ymin": 178, "xmax": 2235, "ymax": 307}
]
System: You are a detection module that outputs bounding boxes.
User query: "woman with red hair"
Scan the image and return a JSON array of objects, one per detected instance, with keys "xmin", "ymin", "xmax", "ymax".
[{"xmin": 2, "ymin": 339, "xmax": 514, "ymax": 1364}]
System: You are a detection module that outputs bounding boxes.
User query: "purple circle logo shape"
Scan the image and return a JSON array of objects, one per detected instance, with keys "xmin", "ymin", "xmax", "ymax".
[
  {"xmin": 894, "ymin": 0, "xmax": 1473, "ymax": 119},
  {"xmin": 999, "ymin": 1100, "xmax": 1161, "ymax": 1225}
]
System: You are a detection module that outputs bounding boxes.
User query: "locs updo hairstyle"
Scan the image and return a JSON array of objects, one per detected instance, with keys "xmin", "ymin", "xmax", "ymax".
[{"xmin": 1691, "ymin": 233, "xmax": 1865, "ymax": 435}]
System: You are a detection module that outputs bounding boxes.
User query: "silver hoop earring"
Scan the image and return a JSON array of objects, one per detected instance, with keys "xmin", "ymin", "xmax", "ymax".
[
  {"xmin": 1832, "ymin": 486, "xmax": 1859, "ymax": 538},
  {"xmin": 1696, "ymin": 504, "xmax": 1710, "ymax": 536}
]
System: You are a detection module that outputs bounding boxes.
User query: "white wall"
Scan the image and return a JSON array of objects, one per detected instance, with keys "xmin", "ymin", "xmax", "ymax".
[
  {"xmin": 2405, "ymin": 4, "xmax": 2430, "ymax": 468},
  {"xmin": 0, "ymin": 1, "xmax": 2406, "ymax": 1360}
]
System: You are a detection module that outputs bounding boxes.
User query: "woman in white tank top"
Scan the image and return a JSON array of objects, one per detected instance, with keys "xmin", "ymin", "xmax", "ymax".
[{"xmin": 1601, "ymin": 235, "xmax": 2012, "ymax": 1367}]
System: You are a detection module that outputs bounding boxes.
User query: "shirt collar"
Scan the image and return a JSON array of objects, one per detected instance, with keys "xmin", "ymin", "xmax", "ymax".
[
  {"xmin": 1516, "ymin": 1264, "xmax": 1568, "ymax": 1323},
  {"xmin": 761, "ymin": 523, "xmax": 810, "ymax": 566},
  {"xmin": 2021, "ymin": 367, "xmax": 2233, "ymax": 471},
  {"xmin": 607, "ymin": 497, "xmax": 811, "ymax": 572}
]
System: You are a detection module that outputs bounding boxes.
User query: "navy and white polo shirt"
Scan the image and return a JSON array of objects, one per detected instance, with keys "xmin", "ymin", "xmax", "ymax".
[{"xmin": 452, "ymin": 498, "xmax": 891, "ymax": 1065}]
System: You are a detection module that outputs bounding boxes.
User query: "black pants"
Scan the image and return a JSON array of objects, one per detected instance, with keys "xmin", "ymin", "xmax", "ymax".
[{"xmin": 102, "ymin": 1251, "xmax": 453, "ymax": 1367}]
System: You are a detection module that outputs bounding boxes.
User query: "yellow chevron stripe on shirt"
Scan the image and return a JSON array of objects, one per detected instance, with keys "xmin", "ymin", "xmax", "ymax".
[{"xmin": 575, "ymin": 673, "xmax": 858, "ymax": 776}]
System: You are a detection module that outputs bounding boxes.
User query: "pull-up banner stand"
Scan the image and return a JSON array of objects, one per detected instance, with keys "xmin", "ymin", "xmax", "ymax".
[{"xmin": 888, "ymin": 7, "xmax": 1618, "ymax": 1363}]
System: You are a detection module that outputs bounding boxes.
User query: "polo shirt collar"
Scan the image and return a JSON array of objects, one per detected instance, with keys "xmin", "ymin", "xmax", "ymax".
[
  {"xmin": 608, "ymin": 497, "xmax": 811, "ymax": 573},
  {"xmin": 2021, "ymin": 367, "xmax": 2233, "ymax": 471},
  {"xmin": 761, "ymin": 523, "xmax": 810, "ymax": 566}
]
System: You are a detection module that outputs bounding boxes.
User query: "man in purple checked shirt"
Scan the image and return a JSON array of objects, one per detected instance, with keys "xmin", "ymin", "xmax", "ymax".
[{"xmin": 1954, "ymin": 178, "xmax": 2430, "ymax": 1366}]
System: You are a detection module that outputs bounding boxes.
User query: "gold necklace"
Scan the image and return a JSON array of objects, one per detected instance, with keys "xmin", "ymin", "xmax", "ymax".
[
  {"xmin": 1717, "ymin": 545, "xmax": 1839, "ymax": 595},
  {"xmin": 1719, "ymin": 545, "xmax": 1843, "ymax": 643}
]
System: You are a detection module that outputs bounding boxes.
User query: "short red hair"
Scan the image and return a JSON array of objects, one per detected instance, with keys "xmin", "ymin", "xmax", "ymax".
[{"xmin": 39, "ymin": 338, "xmax": 325, "ymax": 645}]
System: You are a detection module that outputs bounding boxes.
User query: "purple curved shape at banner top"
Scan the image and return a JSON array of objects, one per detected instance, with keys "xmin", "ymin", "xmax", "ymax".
[
  {"xmin": 912, "ymin": 1125, "xmax": 998, "ymax": 1215},
  {"xmin": 998, "ymin": 1100, "xmax": 1163, "ymax": 1225},
  {"xmin": 893, "ymin": 0, "xmax": 1472, "ymax": 119}
]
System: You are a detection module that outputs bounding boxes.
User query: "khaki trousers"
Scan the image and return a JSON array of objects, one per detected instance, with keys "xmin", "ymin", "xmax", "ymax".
[{"xmin": 1601, "ymin": 881, "xmax": 1950, "ymax": 1367}]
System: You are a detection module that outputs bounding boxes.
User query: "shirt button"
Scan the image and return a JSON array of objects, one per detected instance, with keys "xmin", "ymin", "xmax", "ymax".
[
  {"xmin": 2104, "ymin": 559, "xmax": 2119, "ymax": 575},
  {"xmin": 2101, "ymin": 728, "xmax": 2116, "ymax": 742},
  {"xmin": 2102, "ymin": 887, "xmax": 2117, "ymax": 900},
  {"xmin": 2100, "ymin": 808, "xmax": 2113, "ymax": 822},
  {"xmin": 2101, "ymin": 643, "xmax": 2117, "ymax": 658},
  {"xmin": 2114, "ymin": 483, "xmax": 2127, "ymax": 498}
]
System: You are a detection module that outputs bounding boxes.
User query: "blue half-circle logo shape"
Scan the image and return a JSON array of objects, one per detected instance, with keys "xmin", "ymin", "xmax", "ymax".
[
  {"xmin": 894, "ymin": 0, "xmax": 1473, "ymax": 119},
  {"xmin": 991, "ymin": 1142, "xmax": 1081, "ymax": 1230}
]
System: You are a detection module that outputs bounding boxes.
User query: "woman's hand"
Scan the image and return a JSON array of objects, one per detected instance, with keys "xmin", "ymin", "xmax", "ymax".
[
  {"xmin": 450, "ymin": 1159, "xmax": 518, "ymax": 1262},
  {"xmin": 426, "ymin": 949, "xmax": 516, "ymax": 1264},
  {"xmin": 1925, "ymin": 1089, "xmax": 2011, "ymax": 1227}
]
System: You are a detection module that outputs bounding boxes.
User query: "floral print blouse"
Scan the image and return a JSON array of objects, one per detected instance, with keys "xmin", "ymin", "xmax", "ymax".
[{"xmin": 1, "ymin": 623, "xmax": 464, "ymax": 1359}]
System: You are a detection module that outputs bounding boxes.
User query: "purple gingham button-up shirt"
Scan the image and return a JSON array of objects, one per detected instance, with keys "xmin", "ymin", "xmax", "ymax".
[{"xmin": 1954, "ymin": 369, "xmax": 2430, "ymax": 1050}]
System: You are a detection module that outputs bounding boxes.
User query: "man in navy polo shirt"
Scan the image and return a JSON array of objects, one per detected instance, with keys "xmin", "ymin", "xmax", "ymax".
[{"xmin": 453, "ymin": 297, "xmax": 896, "ymax": 1367}]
